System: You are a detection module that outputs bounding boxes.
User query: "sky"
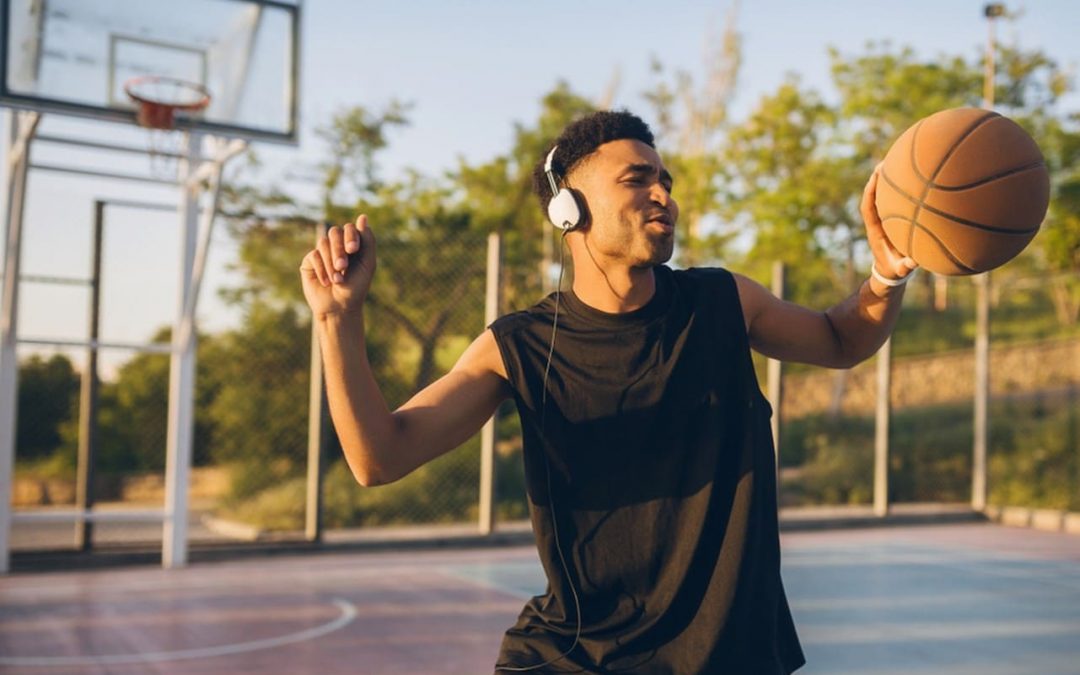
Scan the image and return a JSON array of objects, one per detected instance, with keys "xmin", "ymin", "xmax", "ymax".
[{"xmin": 2, "ymin": 0, "xmax": 1080, "ymax": 378}]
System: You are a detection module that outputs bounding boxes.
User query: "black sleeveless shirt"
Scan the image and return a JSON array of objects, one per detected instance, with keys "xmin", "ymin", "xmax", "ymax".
[{"xmin": 489, "ymin": 265, "xmax": 804, "ymax": 674}]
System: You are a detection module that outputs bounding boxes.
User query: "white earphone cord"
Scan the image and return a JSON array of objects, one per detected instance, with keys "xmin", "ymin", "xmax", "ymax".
[{"xmin": 496, "ymin": 229, "xmax": 583, "ymax": 672}]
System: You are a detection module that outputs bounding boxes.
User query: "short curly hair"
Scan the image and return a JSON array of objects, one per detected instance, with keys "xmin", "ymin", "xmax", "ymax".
[{"xmin": 532, "ymin": 110, "xmax": 656, "ymax": 212}]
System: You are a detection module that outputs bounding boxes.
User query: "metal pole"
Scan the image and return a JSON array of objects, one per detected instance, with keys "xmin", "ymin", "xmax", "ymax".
[
  {"xmin": 0, "ymin": 111, "xmax": 41, "ymax": 574},
  {"xmin": 305, "ymin": 222, "xmax": 328, "ymax": 542},
  {"xmin": 163, "ymin": 132, "xmax": 202, "ymax": 569},
  {"xmin": 973, "ymin": 3, "xmax": 1002, "ymax": 512},
  {"xmin": 766, "ymin": 261, "xmax": 784, "ymax": 493},
  {"xmin": 479, "ymin": 232, "xmax": 502, "ymax": 535},
  {"xmin": 874, "ymin": 337, "xmax": 892, "ymax": 517},
  {"xmin": 74, "ymin": 201, "xmax": 104, "ymax": 550}
]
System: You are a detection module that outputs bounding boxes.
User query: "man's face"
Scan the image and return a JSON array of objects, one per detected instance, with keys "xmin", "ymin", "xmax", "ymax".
[{"xmin": 568, "ymin": 139, "xmax": 679, "ymax": 268}]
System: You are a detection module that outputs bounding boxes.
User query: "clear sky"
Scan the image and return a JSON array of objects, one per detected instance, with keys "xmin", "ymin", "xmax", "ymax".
[{"xmin": 2, "ymin": 0, "xmax": 1079, "ymax": 378}]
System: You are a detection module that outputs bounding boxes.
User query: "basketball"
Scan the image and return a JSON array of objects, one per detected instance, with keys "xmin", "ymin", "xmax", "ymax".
[{"xmin": 875, "ymin": 107, "xmax": 1050, "ymax": 276}]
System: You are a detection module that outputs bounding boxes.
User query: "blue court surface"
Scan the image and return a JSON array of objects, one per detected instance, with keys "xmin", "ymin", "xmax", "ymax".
[
  {"xmin": 1, "ymin": 522, "xmax": 1078, "ymax": 674},
  {"xmin": 444, "ymin": 523, "xmax": 1080, "ymax": 675}
]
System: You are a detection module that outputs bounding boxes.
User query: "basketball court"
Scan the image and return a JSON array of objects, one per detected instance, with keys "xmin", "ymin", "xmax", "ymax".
[{"xmin": 2, "ymin": 522, "xmax": 1079, "ymax": 674}]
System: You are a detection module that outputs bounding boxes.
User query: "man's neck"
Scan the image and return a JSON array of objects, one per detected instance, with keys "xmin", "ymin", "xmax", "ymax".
[{"xmin": 571, "ymin": 264, "xmax": 657, "ymax": 314}]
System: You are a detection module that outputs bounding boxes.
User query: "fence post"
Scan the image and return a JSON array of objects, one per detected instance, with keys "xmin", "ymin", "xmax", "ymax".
[
  {"xmin": 479, "ymin": 233, "xmax": 502, "ymax": 535},
  {"xmin": 766, "ymin": 261, "xmax": 784, "ymax": 498},
  {"xmin": 74, "ymin": 201, "xmax": 105, "ymax": 550},
  {"xmin": 874, "ymin": 337, "xmax": 892, "ymax": 517},
  {"xmin": 972, "ymin": 272, "xmax": 990, "ymax": 511},
  {"xmin": 306, "ymin": 222, "xmax": 329, "ymax": 542}
]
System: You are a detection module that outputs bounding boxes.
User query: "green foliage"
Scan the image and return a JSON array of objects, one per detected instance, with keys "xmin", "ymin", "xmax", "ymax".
[
  {"xmin": 452, "ymin": 81, "xmax": 596, "ymax": 310},
  {"xmin": 30, "ymin": 38, "xmax": 1072, "ymax": 527},
  {"xmin": 16, "ymin": 354, "xmax": 79, "ymax": 461},
  {"xmin": 202, "ymin": 303, "xmax": 312, "ymax": 498},
  {"xmin": 782, "ymin": 392, "xmax": 1080, "ymax": 508},
  {"xmin": 318, "ymin": 100, "xmax": 412, "ymax": 209},
  {"xmin": 644, "ymin": 12, "xmax": 740, "ymax": 266},
  {"xmin": 988, "ymin": 391, "xmax": 1080, "ymax": 510},
  {"xmin": 780, "ymin": 415, "xmax": 874, "ymax": 505}
]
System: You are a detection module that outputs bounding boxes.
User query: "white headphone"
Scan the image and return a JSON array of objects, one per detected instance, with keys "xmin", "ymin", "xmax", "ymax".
[{"xmin": 544, "ymin": 146, "xmax": 582, "ymax": 231}]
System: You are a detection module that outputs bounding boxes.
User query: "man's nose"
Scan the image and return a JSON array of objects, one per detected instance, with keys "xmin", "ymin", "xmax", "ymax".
[{"xmin": 650, "ymin": 182, "xmax": 672, "ymax": 208}]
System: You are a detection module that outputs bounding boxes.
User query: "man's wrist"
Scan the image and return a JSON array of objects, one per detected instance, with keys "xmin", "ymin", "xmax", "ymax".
[
  {"xmin": 315, "ymin": 308, "xmax": 366, "ymax": 334},
  {"xmin": 870, "ymin": 262, "xmax": 916, "ymax": 287}
]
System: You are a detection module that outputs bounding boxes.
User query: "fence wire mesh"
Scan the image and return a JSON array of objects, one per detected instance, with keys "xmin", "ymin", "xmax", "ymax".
[
  {"xmin": 9, "ymin": 235, "xmax": 1080, "ymax": 556},
  {"xmin": 777, "ymin": 268, "xmax": 1080, "ymax": 510}
]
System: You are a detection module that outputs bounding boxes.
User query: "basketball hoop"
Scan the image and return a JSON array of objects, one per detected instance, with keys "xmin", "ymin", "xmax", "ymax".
[{"xmin": 124, "ymin": 75, "xmax": 211, "ymax": 130}]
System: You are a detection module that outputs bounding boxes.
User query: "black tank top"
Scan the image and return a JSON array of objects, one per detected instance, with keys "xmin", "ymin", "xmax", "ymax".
[{"xmin": 489, "ymin": 265, "xmax": 804, "ymax": 674}]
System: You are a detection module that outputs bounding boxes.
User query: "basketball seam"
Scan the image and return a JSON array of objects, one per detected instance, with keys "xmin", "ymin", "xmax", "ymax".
[
  {"xmin": 879, "ymin": 214, "xmax": 978, "ymax": 274},
  {"xmin": 879, "ymin": 169, "xmax": 1041, "ymax": 235},
  {"xmin": 906, "ymin": 111, "xmax": 1000, "ymax": 253},
  {"xmin": 927, "ymin": 160, "xmax": 1046, "ymax": 192}
]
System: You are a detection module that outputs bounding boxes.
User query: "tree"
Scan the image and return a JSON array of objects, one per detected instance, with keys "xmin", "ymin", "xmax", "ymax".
[
  {"xmin": 17, "ymin": 354, "xmax": 79, "ymax": 462},
  {"xmin": 644, "ymin": 4, "xmax": 741, "ymax": 267},
  {"xmin": 454, "ymin": 81, "xmax": 596, "ymax": 308},
  {"xmin": 720, "ymin": 77, "xmax": 854, "ymax": 304}
]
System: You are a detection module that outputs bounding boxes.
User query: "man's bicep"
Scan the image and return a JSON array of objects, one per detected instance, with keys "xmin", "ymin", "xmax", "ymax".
[
  {"xmin": 389, "ymin": 330, "xmax": 512, "ymax": 478},
  {"xmin": 734, "ymin": 273, "xmax": 845, "ymax": 368}
]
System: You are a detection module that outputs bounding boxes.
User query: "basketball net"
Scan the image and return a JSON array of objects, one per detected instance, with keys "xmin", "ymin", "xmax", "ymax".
[{"xmin": 124, "ymin": 76, "xmax": 212, "ymax": 180}]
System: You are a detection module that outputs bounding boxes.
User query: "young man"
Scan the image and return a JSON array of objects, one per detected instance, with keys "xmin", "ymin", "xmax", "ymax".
[{"xmin": 299, "ymin": 111, "xmax": 917, "ymax": 674}]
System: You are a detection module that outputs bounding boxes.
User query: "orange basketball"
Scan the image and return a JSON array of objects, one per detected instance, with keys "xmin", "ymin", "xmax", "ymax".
[{"xmin": 875, "ymin": 107, "xmax": 1049, "ymax": 276}]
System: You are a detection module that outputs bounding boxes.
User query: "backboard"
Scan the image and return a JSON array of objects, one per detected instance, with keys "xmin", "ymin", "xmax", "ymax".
[{"xmin": 1, "ymin": 0, "xmax": 299, "ymax": 144}]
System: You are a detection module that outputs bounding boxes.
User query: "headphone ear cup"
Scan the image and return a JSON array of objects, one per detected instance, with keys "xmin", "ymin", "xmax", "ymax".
[{"xmin": 547, "ymin": 189, "xmax": 582, "ymax": 231}]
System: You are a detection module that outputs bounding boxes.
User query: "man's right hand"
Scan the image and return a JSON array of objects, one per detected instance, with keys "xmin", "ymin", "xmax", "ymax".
[{"xmin": 299, "ymin": 214, "xmax": 376, "ymax": 318}]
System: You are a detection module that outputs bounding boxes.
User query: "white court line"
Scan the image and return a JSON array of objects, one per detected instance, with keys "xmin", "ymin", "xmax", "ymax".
[{"xmin": 0, "ymin": 598, "xmax": 357, "ymax": 667}]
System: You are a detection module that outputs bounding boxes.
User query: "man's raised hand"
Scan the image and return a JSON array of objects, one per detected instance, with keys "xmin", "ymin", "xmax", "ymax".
[
  {"xmin": 861, "ymin": 165, "xmax": 918, "ymax": 282},
  {"xmin": 299, "ymin": 214, "xmax": 377, "ymax": 319}
]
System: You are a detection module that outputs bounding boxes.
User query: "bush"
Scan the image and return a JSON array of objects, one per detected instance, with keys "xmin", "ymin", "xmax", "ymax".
[{"xmin": 780, "ymin": 389, "xmax": 1080, "ymax": 508}]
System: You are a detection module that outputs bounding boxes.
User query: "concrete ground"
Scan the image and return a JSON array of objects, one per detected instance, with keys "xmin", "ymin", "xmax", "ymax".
[{"xmin": 1, "ymin": 522, "xmax": 1078, "ymax": 674}]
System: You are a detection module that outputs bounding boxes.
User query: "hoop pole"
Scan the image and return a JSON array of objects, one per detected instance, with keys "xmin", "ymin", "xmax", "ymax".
[
  {"xmin": 0, "ymin": 110, "xmax": 41, "ymax": 575},
  {"xmin": 162, "ymin": 131, "xmax": 202, "ymax": 569}
]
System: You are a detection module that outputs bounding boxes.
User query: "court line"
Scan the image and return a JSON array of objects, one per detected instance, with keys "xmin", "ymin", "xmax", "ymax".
[{"xmin": 0, "ymin": 598, "xmax": 357, "ymax": 667}]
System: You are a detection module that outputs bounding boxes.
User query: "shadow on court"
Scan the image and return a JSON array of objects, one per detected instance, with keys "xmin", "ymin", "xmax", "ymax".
[{"xmin": 1, "ymin": 523, "xmax": 1078, "ymax": 674}]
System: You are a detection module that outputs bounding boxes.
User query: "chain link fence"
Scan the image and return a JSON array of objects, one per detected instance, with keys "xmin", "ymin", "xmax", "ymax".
[
  {"xmin": 777, "ymin": 267, "xmax": 1080, "ymax": 511},
  {"xmin": 10, "ymin": 231, "xmax": 1080, "ymax": 556}
]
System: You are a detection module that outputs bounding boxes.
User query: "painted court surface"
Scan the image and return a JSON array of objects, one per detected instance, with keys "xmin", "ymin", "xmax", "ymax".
[{"xmin": 1, "ymin": 523, "xmax": 1078, "ymax": 674}]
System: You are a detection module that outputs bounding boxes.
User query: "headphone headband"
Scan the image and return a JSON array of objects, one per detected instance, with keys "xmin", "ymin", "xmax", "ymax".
[{"xmin": 544, "ymin": 146, "xmax": 560, "ymax": 196}]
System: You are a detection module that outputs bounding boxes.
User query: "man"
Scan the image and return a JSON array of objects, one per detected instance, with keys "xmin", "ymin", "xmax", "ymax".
[{"xmin": 299, "ymin": 111, "xmax": 917, "ymax": 674}]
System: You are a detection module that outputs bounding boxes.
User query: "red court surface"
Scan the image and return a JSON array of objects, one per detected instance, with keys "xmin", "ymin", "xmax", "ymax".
[{"xmin": 2, "ymin": 522, "xmax": 1079, "ymax": 674}]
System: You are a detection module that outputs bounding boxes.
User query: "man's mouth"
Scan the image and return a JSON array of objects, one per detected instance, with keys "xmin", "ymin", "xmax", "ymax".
[{"xmin": 646, "ymin": 212, "xmax": 674, "ymax": 234}]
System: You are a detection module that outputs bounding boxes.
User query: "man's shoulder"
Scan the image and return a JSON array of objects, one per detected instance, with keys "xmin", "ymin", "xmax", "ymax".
[
  {"xmin": 670, "ymin": 265, "xmax": 738, "ymax": 296},
  {"xmin": 488, "ymin": 295, "xmax": 557, "ymax": 337}
]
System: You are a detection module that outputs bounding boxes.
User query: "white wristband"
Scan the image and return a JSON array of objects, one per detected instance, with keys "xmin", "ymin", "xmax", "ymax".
[{"xmin": 870, "ymin": 262, "xmax": 916, "ymax": 287}]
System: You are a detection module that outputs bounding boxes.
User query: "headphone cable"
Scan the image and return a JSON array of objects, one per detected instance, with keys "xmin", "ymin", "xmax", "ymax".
[{"xmin": 496, "ymin": 229, "xmax": 583, "ymax": 672}]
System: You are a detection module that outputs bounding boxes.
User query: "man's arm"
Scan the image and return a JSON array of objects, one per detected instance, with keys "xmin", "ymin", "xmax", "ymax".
[
  {"xmin": 734, "ymin": 273, "xmax": 905, "ymax": 369},
  {"xmin": 317, "ymin": 319, "xmax": 511, "ymax": 486},
  {"xmin": 733, "ymin": 166, "xmax": 919, "ymax": 369},
  {"xmin": 301, "ymin": 215, "xmax": 512, "ymax": 487}
]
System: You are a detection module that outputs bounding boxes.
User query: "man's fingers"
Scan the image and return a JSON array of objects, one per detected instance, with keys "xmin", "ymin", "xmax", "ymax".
[
  {"xmin": 860, "ymin": 168, "xmax": 881, "ymax": 228},
  {"xmin": 344, "ymin": 219, "xmax": 360, "ymax": 254},
  {"xmin": 355, "ymin": 214, "xmax": 376, "ymax": 255},
  {"xmin": 304, "ymin": 250, "xmax": 331, "ymax": 287},
  {"xmin": 316, "ymin": 236, "xmax": 344, "ymax": 285},
  {"xmin": 328, "ymin": 226, "xmax": 348, "ymax": 274}
]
